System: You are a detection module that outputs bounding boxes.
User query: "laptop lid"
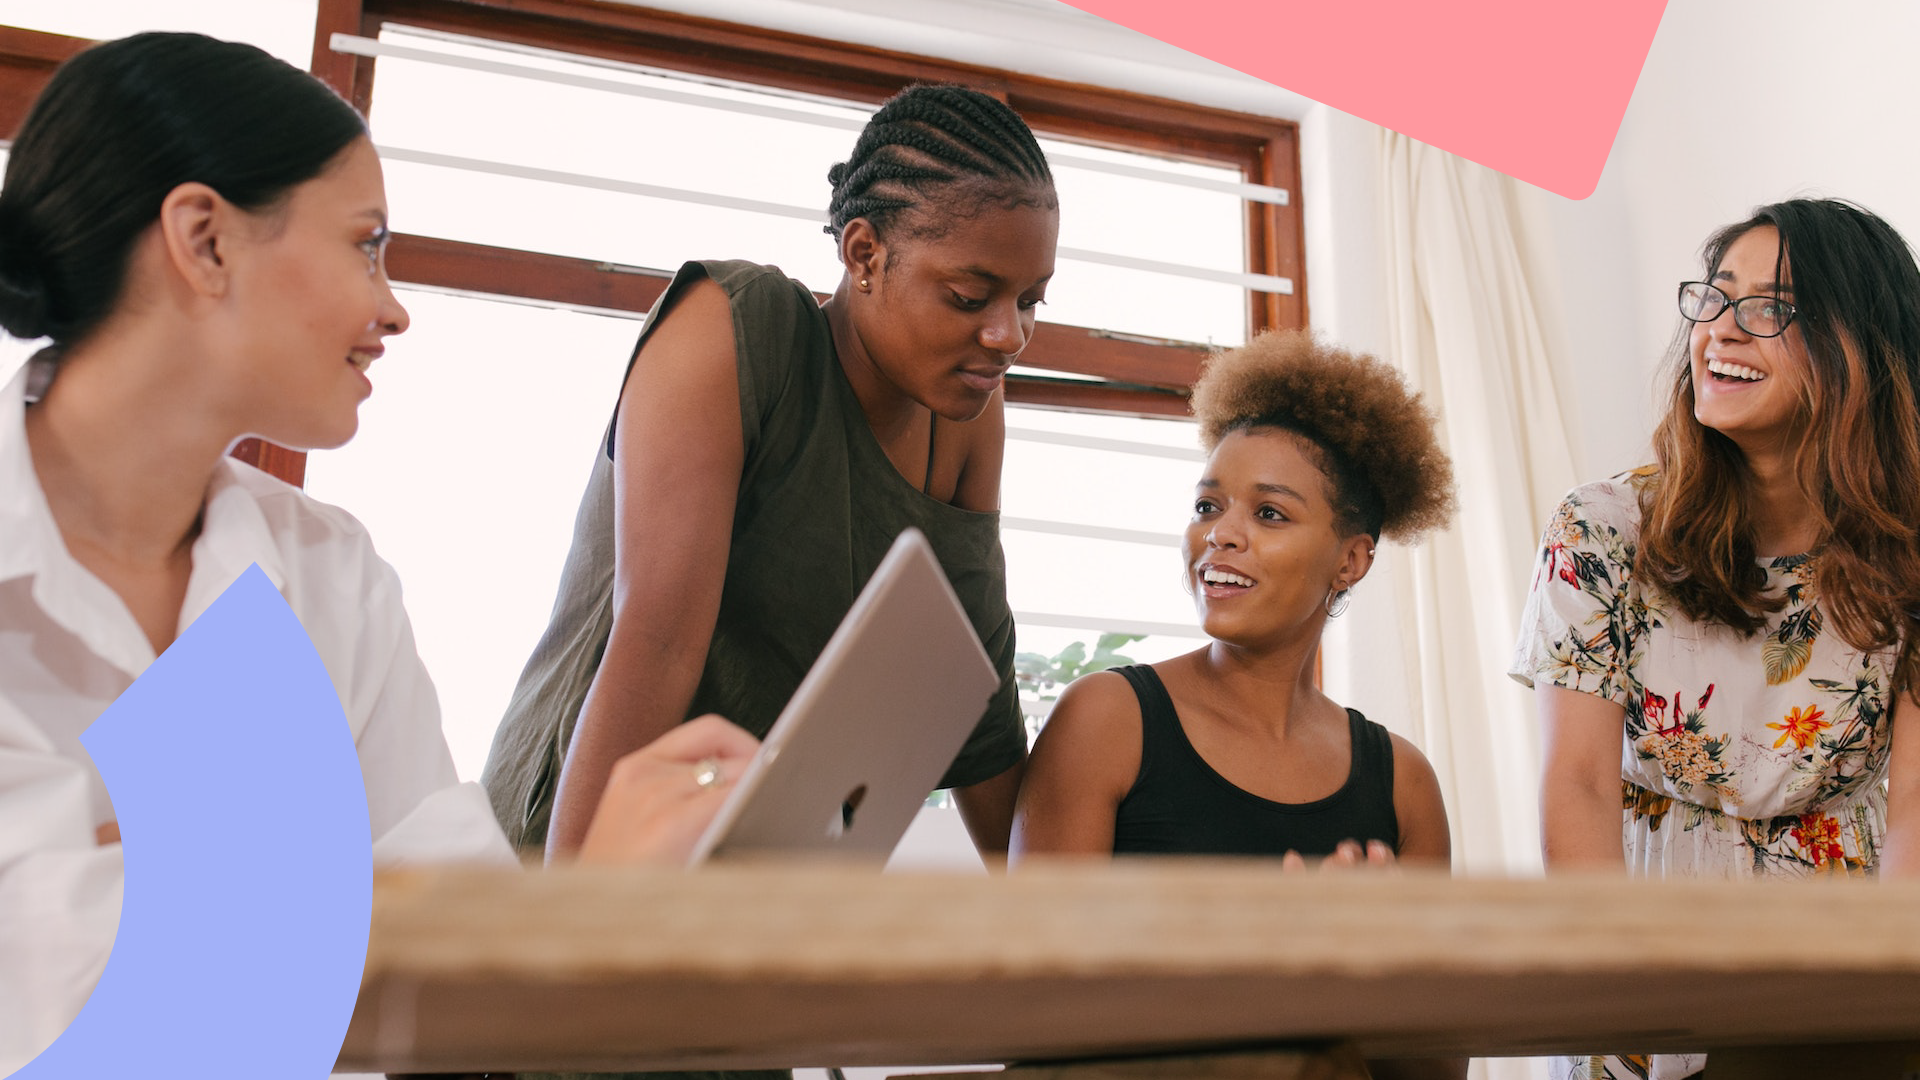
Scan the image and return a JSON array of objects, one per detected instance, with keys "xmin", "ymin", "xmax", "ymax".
[{"xmin": 687, "ymin": 527, "xmax": 1000, "ymax": 866}]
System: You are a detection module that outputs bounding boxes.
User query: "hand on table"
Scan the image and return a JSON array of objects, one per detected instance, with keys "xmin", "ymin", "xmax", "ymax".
[
  {"xmin": 1280, "ymin": 839, "xmax": 1398, "ymax": 872},
  {"xmin": 376, "ymin": 718, "xmax": 756, "ymax": 1079},
  {"xmin": 576, "ymin": 714, "xmax": 759, "ymax": 866}
]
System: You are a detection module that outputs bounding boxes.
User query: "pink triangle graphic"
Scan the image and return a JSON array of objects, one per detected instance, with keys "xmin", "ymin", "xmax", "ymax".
[{"xmin": 1058, "ymin": 0, "xmax": 1668, "ymax": 199}]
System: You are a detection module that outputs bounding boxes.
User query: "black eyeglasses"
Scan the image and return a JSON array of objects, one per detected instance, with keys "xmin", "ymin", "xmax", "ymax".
[{"xmin": 1677, "ymin": 281, "xmax": 1797, "ymax": 338}]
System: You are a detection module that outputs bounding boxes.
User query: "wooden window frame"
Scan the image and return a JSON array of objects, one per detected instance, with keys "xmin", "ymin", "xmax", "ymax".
[
  {"xmin": 2, "ymin": 7, "xmax": 1307, "ymax": 485},
  {"xmin": 314, "ymin": 0, "xmax": 1308, "ymax": 402},
  {"xmin": 0, "ymin": 25, "xmax": 82, "ymax": 125}
]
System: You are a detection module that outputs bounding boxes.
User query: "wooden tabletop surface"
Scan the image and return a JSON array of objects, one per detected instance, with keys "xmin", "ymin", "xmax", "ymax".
[{"xmin": 337, "ymin": 860, "xmax": 1920, "ymax": 1075}]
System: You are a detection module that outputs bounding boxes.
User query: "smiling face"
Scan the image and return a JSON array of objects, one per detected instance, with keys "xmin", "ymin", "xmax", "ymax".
[
  {"xmin": 845, "ymin": 200, "xmax": 1058, "ymax": 422},
  {"xmin": 1184, "ymin": 428, "xmax": 1375, "ymax": 650},
  {"xmin": 216, "ymin": 136, "xmax": 409, "ymax": 450},
  {"xmin": 1690, "ymin": 225, "xmax": 1812, "ymax": 449}
]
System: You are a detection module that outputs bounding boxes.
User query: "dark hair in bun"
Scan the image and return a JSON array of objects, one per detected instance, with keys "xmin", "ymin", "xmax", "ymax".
[
  {"xmin": 0, "ymin": 201, "xmax": 52, "ymax": 340},
  {"xmin": 0, "ymin": 32, "xmax": 367, "ymax": 346}
]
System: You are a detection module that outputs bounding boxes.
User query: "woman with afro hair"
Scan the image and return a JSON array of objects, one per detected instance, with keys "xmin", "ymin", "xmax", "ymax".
[
  {"xmin": 1011, "ymin": 330, "xmax": 1463, "ymax": 1078},
  {"xmin": 1011, "ymin": 329, "xmax": 1457, "ymax": 867}
]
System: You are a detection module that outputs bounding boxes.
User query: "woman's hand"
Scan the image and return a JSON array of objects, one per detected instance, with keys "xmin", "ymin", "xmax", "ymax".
[
  {"xmin": 1280, "ymin": 839, "xmax": 1397, "ymax": 872},
  {"xmin": 575, "ymin": 715, "xmax": 759, "ymax": 866}
]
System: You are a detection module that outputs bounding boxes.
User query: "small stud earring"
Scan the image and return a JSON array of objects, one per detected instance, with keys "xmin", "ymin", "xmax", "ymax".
[{"xmin": 858, "ymin": 278, "xmax": 870, "ymax": 291}]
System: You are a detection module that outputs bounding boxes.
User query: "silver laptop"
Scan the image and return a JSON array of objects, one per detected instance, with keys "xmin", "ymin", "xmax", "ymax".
[{"xmin": 687, "ymin": 527, "xmax": 999, "ymax": 865}]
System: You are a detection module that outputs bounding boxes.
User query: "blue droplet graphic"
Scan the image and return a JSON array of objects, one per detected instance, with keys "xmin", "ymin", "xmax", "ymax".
[{"xmin": 15, "ymin": 565, "xmax": 372, "ymax": 1079}]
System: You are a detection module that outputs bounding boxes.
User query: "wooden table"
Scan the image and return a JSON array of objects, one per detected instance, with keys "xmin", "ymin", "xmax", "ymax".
[{"xmin": 338, "ymin": 861, "xmax": 1920, "ymax": 1076}]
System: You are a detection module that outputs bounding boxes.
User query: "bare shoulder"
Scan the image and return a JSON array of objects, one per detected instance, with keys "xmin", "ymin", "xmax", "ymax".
[
  {"xmin": 629, "ymin": 277, "xmax": 734, "ymax": 368},
  {"xmin": 1385, "ymin": 730, "xmax": 1448, "ymax": 819},
  {"xmin": 614, "ymin": 277, "xmax": 741, "ymax": 446},
  {"xmin": 1013, "ymin": 668, "xmax": 1146, "ymax": 859},
  {"xmin": 1386, "ymin": 730, "xmax": 1441, "ymax": 786},
  {"xmin": 1053, "ymin": 667, "xmax": 1142, "ymax": 719},
  {"xmin": 1028, "ymin": 669, "xmax": 1145, "ymax": 787}
]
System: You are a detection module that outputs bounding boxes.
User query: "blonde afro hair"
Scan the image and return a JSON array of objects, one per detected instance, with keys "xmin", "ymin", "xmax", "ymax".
[{"xmin": 1189, "ymin": 330, "xmax": 1456, "ymax": 543}]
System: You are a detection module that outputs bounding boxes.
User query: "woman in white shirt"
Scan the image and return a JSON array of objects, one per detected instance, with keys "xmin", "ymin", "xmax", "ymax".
[{"xmin": 0, "ymin": 31, "xmax": 755, "ymax": 1073}]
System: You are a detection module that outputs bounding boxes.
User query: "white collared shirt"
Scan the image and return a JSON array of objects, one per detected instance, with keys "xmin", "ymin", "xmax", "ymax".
[
  {"xmin": 0, "ymin": 360, "xmax": 512, "ymax": 1073},
  {"xmin": 0, "ymin": 694, "xmax": 120, "ymax": 1077}
]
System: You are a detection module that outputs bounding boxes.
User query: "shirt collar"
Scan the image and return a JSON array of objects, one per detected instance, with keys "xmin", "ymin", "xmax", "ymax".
[
  {"xmin": 181, "ymin": 459, "xmax": 287, "ymax": 627},
  {"xmin": 0, "ymin": 358, "xmax": 289, "ymax": 677},
  {"xmin": 0, "ymin": 360, "xmax": 151, "ymax": 674},
  {"xmin": 0, "ymin": 357, "xmax": 54, "ymax": 585}
]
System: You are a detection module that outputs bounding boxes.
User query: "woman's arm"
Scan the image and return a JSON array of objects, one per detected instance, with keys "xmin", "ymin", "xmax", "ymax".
[
  {"xmin": 546, "ymin": 279, "xmax": 746, "ymax": 857},
  {"xmin": 946, "ymin": 385, "xmax": 1030, "ymax": 857},
  {"xmin": 955, "ymin": 761, "xmax": 1026, "ymax": 859},
  {"xmin": 1881, "ymin": 690, "xmax": 1920, "ymax": 879},
  {"xmin": 1538, "ymin": 684, "xmax": 1627, "ymax": 870},
  {"xmin": 1386, "ymin": 733, "xmax": 1452, "ymax": 869},
  {"xmin": 1009, "ymin": 672, "xmax": 1141, "ymax": 864}
]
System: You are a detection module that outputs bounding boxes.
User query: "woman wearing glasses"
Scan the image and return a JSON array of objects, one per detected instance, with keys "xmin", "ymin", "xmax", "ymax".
[{"xmin": 1511, "ymin": 198, "xmax": 1920, "ymax": 1080}]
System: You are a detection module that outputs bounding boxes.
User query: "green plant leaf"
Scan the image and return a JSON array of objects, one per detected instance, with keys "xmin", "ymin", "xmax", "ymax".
[
  {"xmin": 1054, "ymin": 641, "xmax": 1088, "ymax": 674},
  {"xmin": 1014, "ymin": 652, "xmax": 1056, "ymax": 678}
]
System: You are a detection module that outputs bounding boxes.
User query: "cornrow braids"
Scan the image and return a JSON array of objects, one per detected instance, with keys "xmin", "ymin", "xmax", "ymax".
[{"xmin": 826, "ymin": 84, "xmax": 1055, "ymax": 242}]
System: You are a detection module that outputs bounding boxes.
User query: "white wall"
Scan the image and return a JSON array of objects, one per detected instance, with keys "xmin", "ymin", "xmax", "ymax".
[
  {"xmin": 1614, "ymin": 1, "xmax": 1920, "ymax": 356},
  {"xmin": 1514, "ymin": 0, "xmax": 1920, "ymax": 481}
]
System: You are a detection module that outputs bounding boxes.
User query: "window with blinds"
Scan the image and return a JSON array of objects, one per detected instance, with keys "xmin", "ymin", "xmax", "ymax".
[{"xmin": 0, "ymin": 5, "xmax": 1308, "ymax": 782}]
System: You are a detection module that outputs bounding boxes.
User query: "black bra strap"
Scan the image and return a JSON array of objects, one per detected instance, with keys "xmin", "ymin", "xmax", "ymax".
[{"xmin": 922, "ymin": 411, "xmax": 938, "ymax": 495}]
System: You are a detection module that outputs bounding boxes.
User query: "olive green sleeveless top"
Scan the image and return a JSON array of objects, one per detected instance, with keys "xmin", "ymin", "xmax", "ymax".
[{"xmin": 481, "ymin": 259, "xmax": 1024, "ymax": 852}]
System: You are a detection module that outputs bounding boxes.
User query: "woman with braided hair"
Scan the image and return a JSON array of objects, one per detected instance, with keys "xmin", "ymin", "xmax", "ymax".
[{"xmin": 482, "ymin": 84, "xmax": 1057, "ymax": 870}]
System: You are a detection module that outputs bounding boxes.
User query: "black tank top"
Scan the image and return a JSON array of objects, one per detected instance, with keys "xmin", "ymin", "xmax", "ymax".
[{"xmin": 1109, "ymin": 664, "xmax": 1401, "ymax": 857}]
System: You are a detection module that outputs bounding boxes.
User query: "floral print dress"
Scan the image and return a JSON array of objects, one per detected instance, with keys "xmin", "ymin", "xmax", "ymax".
[{"xmin": 1509, "ymin": 473, "xmax": 1897, "ymax": 1080}]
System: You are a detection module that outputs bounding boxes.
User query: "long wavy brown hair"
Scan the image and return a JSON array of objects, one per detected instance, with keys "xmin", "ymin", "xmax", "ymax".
[{"xmin": 1637, "ymin": 199, "xmax": 1920, "ymax": 695}]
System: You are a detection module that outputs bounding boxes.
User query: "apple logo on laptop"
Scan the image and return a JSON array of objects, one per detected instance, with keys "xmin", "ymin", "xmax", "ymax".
[{"xmin": 826, "ymin": 783, "xmax": 868, "ymax": 840}]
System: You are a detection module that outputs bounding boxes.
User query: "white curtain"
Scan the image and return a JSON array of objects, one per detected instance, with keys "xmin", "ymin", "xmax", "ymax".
[
  {"xmin": 1339, "ymin": 128, "xmax": 1588, "ymax": 1080},
  {"xmin": 1344, "ymin": 132, "xmax": 1582, "ymax": 883}
]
